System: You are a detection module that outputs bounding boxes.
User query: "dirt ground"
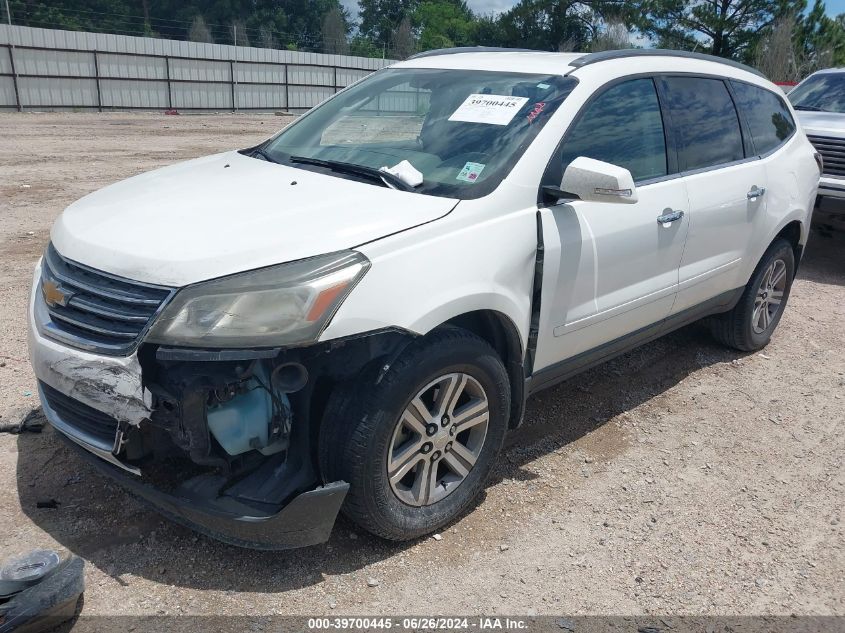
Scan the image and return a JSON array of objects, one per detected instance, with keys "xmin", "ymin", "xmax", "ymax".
[{"xmin": 0, "ymin": 113, "xmax": 843, "ymax": 622}]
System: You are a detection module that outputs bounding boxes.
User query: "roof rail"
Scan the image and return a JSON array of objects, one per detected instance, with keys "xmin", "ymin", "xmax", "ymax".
[
  {"xmin": 407, "ymin": 46, "xmax": 539, "ymax": 60},
  {"xmin": 568, "ymin": 49, "xmax": 765, "ymax": 78}
]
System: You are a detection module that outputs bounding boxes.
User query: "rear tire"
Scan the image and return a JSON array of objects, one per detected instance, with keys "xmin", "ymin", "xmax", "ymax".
[
  {"xmin": 319, "ymin": 327, "xmax": 510, "ymax": 541},
  {"xmin": 709, "ymin": 238, "xmax": 795, "ymax": 352}
]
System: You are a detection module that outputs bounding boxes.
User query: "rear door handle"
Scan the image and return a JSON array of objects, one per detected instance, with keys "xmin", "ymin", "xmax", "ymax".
[
  {"xmin": 747, "ymin": 186, "xmax": 766, "ymax": 200},
  {"xmin": 657, "ymin": 209, "xmax": 684, "ymax": 224}
]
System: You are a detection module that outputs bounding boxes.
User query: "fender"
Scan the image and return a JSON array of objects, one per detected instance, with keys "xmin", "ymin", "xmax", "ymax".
[
  {"xmin": 321, "ymin": 196, "xmax": 538, "ymax": 349},
  {"xmin": 745, "ymin": 211, "xmax": 808, "ymax": 284}
]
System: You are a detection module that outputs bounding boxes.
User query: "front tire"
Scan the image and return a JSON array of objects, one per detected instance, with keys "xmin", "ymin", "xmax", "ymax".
[
  {"xmin": 319, "ymin": 327, "xmax": 510, "ymax": 541},
  {"xmin": 710, "ymin": 238, "xmax": 795, "ymax": 352}
]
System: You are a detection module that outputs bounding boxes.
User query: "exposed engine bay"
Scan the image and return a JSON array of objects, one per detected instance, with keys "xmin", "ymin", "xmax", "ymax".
[{"xmin": 49, "ymin": 329, "xmax": 417, "ymax": 548}]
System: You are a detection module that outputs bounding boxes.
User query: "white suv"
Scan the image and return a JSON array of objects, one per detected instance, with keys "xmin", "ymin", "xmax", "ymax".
[
  {"xmin": 28, "ymin": 48, "xmax": 819, "ymax": 549},
  {"xmin": 789, "ymin": 68, "xmax": 845, "ymax": 215}
]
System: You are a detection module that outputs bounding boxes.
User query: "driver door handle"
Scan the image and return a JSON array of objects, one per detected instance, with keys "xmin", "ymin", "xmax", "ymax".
[
  {"xmin": 656, "ymin": 209, "xmax": 684, "ymax": 224},
  {"xmin": 747, "ymin": 186, "xmax": 766, "ymax": 200}
]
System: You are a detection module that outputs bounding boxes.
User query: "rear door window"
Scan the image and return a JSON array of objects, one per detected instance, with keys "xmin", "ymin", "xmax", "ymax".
[
  {"xmin": 559, "ymin": 78, "xmax": 668, "ymax": 182},
  {"xmin": 730, "ymin": 81, "xmax": 796, "ymax": 154},
  {"xmin": 661, "ymin": 77, "xmax": 745, "ymax": 171}
]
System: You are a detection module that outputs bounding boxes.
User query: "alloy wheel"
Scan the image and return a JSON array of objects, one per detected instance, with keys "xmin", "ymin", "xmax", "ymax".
[
  {"xmin": 752, "ymin": 258, "xmax": 787, "ymax": 334},
  {"xmin": 386, "ymin": 373, "xmax": 489, "ymax": 507}
]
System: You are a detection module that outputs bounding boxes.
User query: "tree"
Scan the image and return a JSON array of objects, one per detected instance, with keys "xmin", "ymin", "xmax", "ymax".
[
  {"xmin": 414, "ymin": 0, "xmax": 476, "ymax": 50},
  {"xmin": 794, "ymin": 0, "xmax": 845, "ymax": 69},
  {"xmin": 634, "ymin": 0, "xmax": 779, "ymax": 60},
  {"xmin": 473, "ymin": 13, "xmax": 507, "ymax": 46},
  {"xmin": 590, "ymin": 19, "xmax": 632, "ymax": 51},
  {"xmin": 390, "ymin": 16, "xmax": 418, "ymax": 59},
  {"xmin": 490, "ymin": 0, "xmax": 593, "ymax": 52},
  {"xmin": 756, "ymin": 14, "xmax": 800, "ymax": 80},
  {"xmin": 359, "ymin": 0, "xmax": 421, "ymax": 49},
  {"xmin": 755, "ymin": 0, "xmax": 845, "ymax": 80},
  {"xmin": 188, "ymin": 15, "xmax": 213, "ymax": 43},
  {"xmin": 350, "ymin": 34, "xmax": 384, "ymax": 57},
  {"xmin": 322, "ymin": 7, "xmax": 350, "ymax": 54}
]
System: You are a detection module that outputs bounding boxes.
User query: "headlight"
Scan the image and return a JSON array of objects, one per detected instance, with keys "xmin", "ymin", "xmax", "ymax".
[{"xmin": 146, "ymin": 251, "xmax": 369, "ymax": 348}]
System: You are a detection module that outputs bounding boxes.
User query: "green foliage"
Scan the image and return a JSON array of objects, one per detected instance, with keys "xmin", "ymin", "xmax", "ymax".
[
  {"xmin": 5, "ymin": 0, "xmax": 844, "ymax": 72},
  {"xmin": 323, "ymin": 6, "xmax": 350, "ymax": 54},
  {"xmin": 359, "ymin": 0, "xmax": 420, "ymax": 48},
  {"xmin": 492, "ymin": 0, "xmax": 590, "ymax": 51},
  {"xmin": 349, "ymin": 35, "xmax": 385, "ymax": 58},
  {"xmin": 414, "ymin": 0, "xmax": 476, "ymax": 50},
  {"xmin": 632, "ymin": 0, "xmax": 845, "ymax": 67},
  {"xmin": 6, "ymin": 0, "xmax": 350, "ymax": 52},
  {"xmin": 793, "ymin": 0, "xmax": 845, "ymax": 67},
  {"xmin": 633, "ymin": 0, "xmax": 778, "ymax": 59}
]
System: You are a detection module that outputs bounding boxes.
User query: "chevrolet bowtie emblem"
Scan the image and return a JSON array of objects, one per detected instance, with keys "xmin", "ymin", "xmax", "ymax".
[{"xmin": 42, "ymin": 279, "xmax": 72, "ymax": 307}]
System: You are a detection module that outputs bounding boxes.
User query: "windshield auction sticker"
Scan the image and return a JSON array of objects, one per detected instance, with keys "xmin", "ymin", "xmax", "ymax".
[
  {"xmin": 457, "ymin": 161, "xmax": 485, "ymax": 183},
  {"xmin": 449, "ymin": 94, "xmax": 529, "ymax": 126}
]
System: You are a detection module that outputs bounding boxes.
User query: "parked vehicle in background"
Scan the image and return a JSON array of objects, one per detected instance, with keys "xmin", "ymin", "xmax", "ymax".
[
  {"xmin": 789, "ymin": 68, "xmax": 845, "ymax": 216},
  {"xmin": 28, "ymin": 48, "xmax": 819, "ymax": 550}
]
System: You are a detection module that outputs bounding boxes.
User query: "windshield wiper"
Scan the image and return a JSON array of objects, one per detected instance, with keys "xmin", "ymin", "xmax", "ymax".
[
  {"xmin": 289, "ymin": 156, "xmax": 416, "ymax": 192},
  {"xmin": 793, "ymin": 104, "xmax": 826, "ymax": 112},
  {"xmin": 243, "ymin": 146, "xmax": 279, "ymax": 163}
]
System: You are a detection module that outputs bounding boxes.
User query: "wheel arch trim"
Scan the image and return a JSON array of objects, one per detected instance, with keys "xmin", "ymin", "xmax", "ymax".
[
  {"xmin": 438, "ymin": 308, "xmax": 527, "ymax": 429},
  {"xmin": 760, "ymin": 216, "xmax": 806, "ymax": 280}
]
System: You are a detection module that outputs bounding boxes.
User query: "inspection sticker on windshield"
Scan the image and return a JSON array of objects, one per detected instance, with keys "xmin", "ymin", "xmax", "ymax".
[
  {"xmin": 449, "ymin": 94, "xmax": 529, "ymax": 126},
  {"xmin": 457, "ymin": 161, "xmax": 485, "ymax": 183}
]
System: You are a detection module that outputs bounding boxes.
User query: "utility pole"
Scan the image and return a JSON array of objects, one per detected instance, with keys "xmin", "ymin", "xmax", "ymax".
[
  {"xmin": 5, "ymin": 0, "xmax": 21, "ymax": 112},
  {"xmin": 232, "ymin": 24, "xmax": 238, "ymax": 113}
]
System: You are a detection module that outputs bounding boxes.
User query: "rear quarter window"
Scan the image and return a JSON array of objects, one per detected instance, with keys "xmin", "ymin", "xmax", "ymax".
[{"xmin": 730, "ymin": 81, "xmax": 796, "ymax": 155}]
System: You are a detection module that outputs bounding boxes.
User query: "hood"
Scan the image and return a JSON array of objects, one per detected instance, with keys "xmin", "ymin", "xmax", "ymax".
[
  {"xmin": 52, "ymin": 151, "xmax": 457, "ymax": 287},
  {"xmin": 796, "ymin": 110, "xmax": 845, "ymax": 136}
]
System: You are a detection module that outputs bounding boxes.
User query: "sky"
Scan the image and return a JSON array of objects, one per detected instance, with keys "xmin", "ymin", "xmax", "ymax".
[
  {"xmin": 341, "ymin": 0, "xmax": 845, "ymax": 19},
  {"xmin": 826, "ymin": 0, "xmax": 845, "ymax": 14}
]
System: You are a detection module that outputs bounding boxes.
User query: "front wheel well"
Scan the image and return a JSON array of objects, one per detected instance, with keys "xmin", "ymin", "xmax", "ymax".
[{"xmin": 442, "ymin": 310, "xmax": 526, "ymax": 429}]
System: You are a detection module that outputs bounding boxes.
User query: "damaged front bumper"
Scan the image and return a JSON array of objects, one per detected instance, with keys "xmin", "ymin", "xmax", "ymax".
[
  {"xmin": 27, "ymin": 264, "xmax": 352, "ymax": 549},
  {"xmin": 59, "ymin": 433, "xmax": 349, "ymax": 550},
  {"xmin": 28, "ymin": 266, "xmax": 152, "ymax": 473}
]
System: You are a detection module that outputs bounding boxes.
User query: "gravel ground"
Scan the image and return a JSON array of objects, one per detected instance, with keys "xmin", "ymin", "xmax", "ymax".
[{"xmin": 0, "ymin": 113, "xmax": 843, "ymax": 623}]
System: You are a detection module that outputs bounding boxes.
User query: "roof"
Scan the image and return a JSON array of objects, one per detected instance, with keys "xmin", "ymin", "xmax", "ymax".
[
  {"xmin": 396, "ymin": 47, "xmax": 764, "ymax": 80},
  {"xmin": 396, "ymin": 49, "xmax": 584, "ymax": 74},
  {"xmin": 570, "ymin": 49, "xmax": 764, "ymax": 78},
  {"xmin": 808, "ymin": 67, "xmax": 845, "ymax": 74}
]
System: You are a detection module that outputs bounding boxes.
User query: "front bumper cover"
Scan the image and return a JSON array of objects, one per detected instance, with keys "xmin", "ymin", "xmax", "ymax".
[
  {"xmin": 58, "ymin": 432, "xmax": 349, "ymax": 550},
  {"xmin": 817, "ymin": 176, "xmax": 845, "ymax": 209},
  {"xmin": 30, "ymin": 261, "xmax": 349, "ymax": 550}
]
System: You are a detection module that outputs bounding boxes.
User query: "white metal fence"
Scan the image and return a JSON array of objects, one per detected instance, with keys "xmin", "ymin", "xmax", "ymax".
[{"xmin": 0, "ymin": 24, "xmax": 394, "ymax": 113}]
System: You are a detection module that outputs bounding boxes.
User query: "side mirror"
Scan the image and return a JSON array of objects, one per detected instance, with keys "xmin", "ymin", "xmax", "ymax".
[{"xmin": 551, "ymin": 156, "xmax": 638, "ymax": 205}]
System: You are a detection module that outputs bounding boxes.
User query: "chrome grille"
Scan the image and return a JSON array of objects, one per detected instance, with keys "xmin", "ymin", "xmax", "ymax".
[
  {"xmin": 807, "ymin": 135, "xmax": 845, "ymax": 177},
  {"xmin": 40, "ymin": 243, "xmax": 174, "ymax": 355}
]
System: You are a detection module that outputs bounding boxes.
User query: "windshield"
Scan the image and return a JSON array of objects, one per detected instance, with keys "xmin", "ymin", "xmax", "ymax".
[
  {"xmin": 789, "ymin": 73, "xmax": 845, "ymax": 113},
  {"xmin": 258, "ymin": 68, "xmax": 577, "ymax": 199}
]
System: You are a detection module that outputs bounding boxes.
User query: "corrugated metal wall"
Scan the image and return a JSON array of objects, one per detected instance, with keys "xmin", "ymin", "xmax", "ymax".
[{"xmin": 0, "ymin": 24, "xmax": 394, "ymax": 113}]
